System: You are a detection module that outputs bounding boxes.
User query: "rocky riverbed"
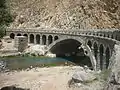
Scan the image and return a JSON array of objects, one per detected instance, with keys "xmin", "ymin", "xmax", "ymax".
[{"xmin": 0, "ymin": 66, "xmax": 105, "ymax": 90}]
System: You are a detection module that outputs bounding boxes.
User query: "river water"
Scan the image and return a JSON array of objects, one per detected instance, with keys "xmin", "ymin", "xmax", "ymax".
[
  {"xmin": 0, "ymin": 56, "xmax": 91, "ymax": 70},
  {"xmin": 0, "ymin": 56, "xmax": 75, "ymax": 70}
]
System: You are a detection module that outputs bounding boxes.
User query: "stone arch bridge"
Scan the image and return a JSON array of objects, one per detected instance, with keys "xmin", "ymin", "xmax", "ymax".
[{"xmin": 6, "ymin": 28, "xmax": 120, "ymax": 70}]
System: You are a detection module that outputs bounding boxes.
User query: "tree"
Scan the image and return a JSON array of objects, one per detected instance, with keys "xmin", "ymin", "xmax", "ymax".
[{"xmin": 0, "ymin": 0, "xmax": 13, "ymax": 38}]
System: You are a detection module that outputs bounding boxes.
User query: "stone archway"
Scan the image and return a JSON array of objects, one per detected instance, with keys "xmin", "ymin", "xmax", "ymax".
[
  {"xmin": 10, "ymin": 33, "xmax": 15, "ymax": 39},
  {"xmin": 93, "ymin": 42, "xmax": 98, "ymax": 61},
  {"xmin": 36, "ymin": 34, "xmax": 40, "ymax": 44},
  {"xmin": 87, "ymin": 40, "xmax": 92, "ymax": 49},
  {"xmin": 54, "ymin": 36, "xmax": 59, "ymax": 41},
  {"xmin": 42, "ymin": 35, "xmax": 46, "ymax": 45},
  {"xmin": 48, "ymin": 35, "xmax": 53, "ymax": 45},
  {"xmin": 99, "ymin": 44, "xmax": 104, "ymax": 70},
  {"xmin": 30, "ymin": 34, "xmax": 34, "ymax": 43},
  {"xmin": 105, "ymin": 47, "xmax": 110, "ymax": 69},
  {"xmin": 48, "ymin": 37, "xmax": 97, "ymax": 70},
  {"xmin": 23, "ymin": 34, "xmax": 28, "ymax": 37},
  {"xmin": 17, "ymin": 33, "xmax": 21, "ymax": 36}
]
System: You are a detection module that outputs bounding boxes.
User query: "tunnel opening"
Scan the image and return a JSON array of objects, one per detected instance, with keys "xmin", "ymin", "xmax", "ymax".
[
  {"xmin": 30, "ymin": 34, "xmax": 34, "ymax": 43},
  {"xmin": 10, "ymin": 33, "xmax": 15, "ymax": 39},
  {"xmin": 50, "ymin": 39, "xmax": 92, "ymax": 68},
  {"xmin": 36, "ymin": 34, "xmax": 40, "ymax": 44}
]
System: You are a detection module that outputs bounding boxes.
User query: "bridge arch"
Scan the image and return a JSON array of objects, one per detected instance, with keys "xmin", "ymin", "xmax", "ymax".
[
  {"xmin": 23, "ymin": 34, "xmax": 28, "ymax": 37},
  {"xmin": 30, "ymin": 34, "xmax": 34, "ymax": 43},
  {"xmin": 93, "ymin": 42, "xmax": 98, "ymax": 61},
  {"xmin": 42, "ymin": 35, "xmax": 46, "ymax": 45},
  {"xmin": 36, "ymin": 34, "xmax": 40, "ymax": 44},
  {"xmin": 99, "ymin": 44, "xmax": 104, "ymax": 70},
  {"xmin": 48, "ymin": 35, "xmax": 53, "ymax": 45},
  {"xmin": 105, "ymin": 46, "xmax": 110, "ymax": 69},
  {"xmin": 48, "ymin": 37, "xmax": 96, "ymax": 70},
  {"xmin": 10, "ymin": 33, "xmax": 15, "ymax": 39},
  {"xmin": 17, "ymin": 33, "xmax": 21, "ymax": 36},
  {"xmin": 54, "ymin": 36, "xmax": 59, "ymax": 41},
  {"xmin": 87, "ymin": 40, "xmax": 92, "ymax": 49}
]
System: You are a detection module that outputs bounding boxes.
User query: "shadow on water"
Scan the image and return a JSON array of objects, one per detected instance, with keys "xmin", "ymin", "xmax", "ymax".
[
  {"xmin": 57, "ymin": 55, "xmax": 92, "ymax": 69},
  {"xmin": 0, "ymin": 86, "xmax": 29, "ymax": 90}
]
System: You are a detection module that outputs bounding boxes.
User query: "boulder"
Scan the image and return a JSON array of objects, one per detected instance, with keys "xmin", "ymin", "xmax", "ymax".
[{"xmin": 72, "ymin": 70, "xmax": 96, "ymax": 83}]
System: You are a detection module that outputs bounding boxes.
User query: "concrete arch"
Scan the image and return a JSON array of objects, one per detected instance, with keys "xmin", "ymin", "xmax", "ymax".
[
  {"xmin": 17, "ymin": 33, "xmax": 21, "ymax": 36},
  {"xmin": 111, "ymin": 34, "xmax": 114, "ymax": 39},
  {"xmin": 48, "ymin": 35, "xmax": 53, "ymax": 45},
  {"xmin": 99, "ymin": 33, "xmax": 102, "ymax": 37},
  {"xmin": 54, "ymin": 36, "xmax": 59, "ymax": 41},
  {"xmin": 96, "ymin": 33, "xmax": 99, "ymax": 36},
  {"xmin": 107, "ymin": 34, "xmax": 109, "ymax": 38},
  {"xmin": 48, "ymin": 37, "xmax": 96, "ymax": 70},
  {"xmin": 103, "ymin": 33, "xmax": 106, "ymax": 37},
  {"xmin": 30, "ymin": 34, "xmax": 34, "ymax": 43},
  {"xmin": 10, "ymin": 33, "xmax": 15, "ymax": 39},
  {"xmin": 99, "ymin": 44, "xmax": 104, "ymax": 70},
  {"xmin": 115, "ymin": 35, "xmax": 118, "ymax": 40},
  {"xmin": 105, "ymin": 47, "xmax": 110, "ymax": 69},
  {"xmin": 23, "ymin": 34, "xmax": 28, "ymax": 37},
  {"xmin": 36, "ymin": 34, "xmax": 40, "ymax": 44},
  {"xmin": 93, "ymin": 42, "xmax": 98, "ymax": 61},
  {"xmin": 42, "ymin": 35, "xmax": 46, "ymax": 45},
  {"xmin": 87, "ymin": 40, "xmax": 92, "ymax": 49}
]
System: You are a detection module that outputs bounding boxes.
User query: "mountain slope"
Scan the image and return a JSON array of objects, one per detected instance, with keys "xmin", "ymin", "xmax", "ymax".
[{"xmin": 7, "ymin": 0, "xmax": 120, "ymax": 29}]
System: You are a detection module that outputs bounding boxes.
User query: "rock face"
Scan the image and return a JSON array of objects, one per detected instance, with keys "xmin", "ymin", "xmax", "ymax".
[
  {"xmin": 7, "ymin": 0, "xmax": 120, "ymax": 29},
  {"xmin": 0, "ymin": 61, "xmax": 6, "ymax": 72},
  {"xmin": 23, "ymin": 45, "xmax": 47, "ymax": 56},
  {"xmin": 72, "ymin": 70, "xmax": 96, "ymax": 83},
  {"xmin": 105, "ymin": 44, "xmax": 120, "ymax": 90}
]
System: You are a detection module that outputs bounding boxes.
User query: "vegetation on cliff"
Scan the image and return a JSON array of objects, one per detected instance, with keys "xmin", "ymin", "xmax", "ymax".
[{"xmin": 0, "ymin": 0, "xmax": 13, "ymax": 38}]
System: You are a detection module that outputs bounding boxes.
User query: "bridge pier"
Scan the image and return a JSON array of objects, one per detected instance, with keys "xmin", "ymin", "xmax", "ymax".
[
  {"xmin": 96, "ymin": 49, "xmax": 101, "ymax": 70},
  {"xmin": 34, "ymin": 35, "xmax": 37, "ymax": 44},
  {"xmin": 28, "ymin": 35, "xmax": 30, "ymax": 43},
  {"xmin": 102, "ymin": 53, "xmax": 107, "ymax": 70}
]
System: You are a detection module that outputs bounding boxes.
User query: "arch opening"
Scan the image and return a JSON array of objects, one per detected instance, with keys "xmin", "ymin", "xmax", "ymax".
[
  {"xmin": 54, "ymin": 36, "xmax": 59, "ymax": 41},
  {"xmin": 10, "ymin": 33, "xmax": 15, "ymax": 39},
  {"xmin": 17, "ymin": 33, "xmax": 21, "ymax": 36},
  {"xmin": 30, "ymin": 34, "xmax": 34, "ymax": 43},
  {"xmin": 42, "ymin": 35, "xmax": 46, "ymax": 45},
  {"xmin": 93, "ymin": 42, "xmax": 98, "ymax": 61},
  {"xmin": 23, "ymin": 34, "xmax": 28, "ymax": 37},
  {"xmin": 36, "ymin": 34, "xmax": 40, "ymax": 44},
  {"xmin": 50, "ymin": 39, "xmax": 92, "ymax": 68},
  {"xmin": 99, "ymin": 44, "xmax": 104, "ymax": 70},
  {"xmin": 87, "ymin": 40, "xmax": 92, "ymax": 49},
  {"xmin": 105, "ymin": 47, "xmax": 110, "ymax": 69},
  {"xmin": 48, "ymin": 35, "xmax": 53, "ymax": 45}
]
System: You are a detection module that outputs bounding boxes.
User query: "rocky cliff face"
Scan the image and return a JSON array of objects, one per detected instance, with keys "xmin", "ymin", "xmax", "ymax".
[{"xmin": 7, "ymin": 0, "xmax": 120, "ymax": 29}]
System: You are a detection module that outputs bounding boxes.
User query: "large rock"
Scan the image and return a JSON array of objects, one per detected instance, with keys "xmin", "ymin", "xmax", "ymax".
[
  {"xmin": 23, "ymin": 45, "xmax": 48, "ymax": 56},
  {"xmin": 72, "ymin": 70, "xmax": 96, "ymax": 83}
]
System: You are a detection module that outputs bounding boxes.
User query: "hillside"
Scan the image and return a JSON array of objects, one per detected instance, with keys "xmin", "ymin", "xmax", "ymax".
[{"xmin": 7, "ymin": 0, "xmax": 120, "ymax": 29}]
